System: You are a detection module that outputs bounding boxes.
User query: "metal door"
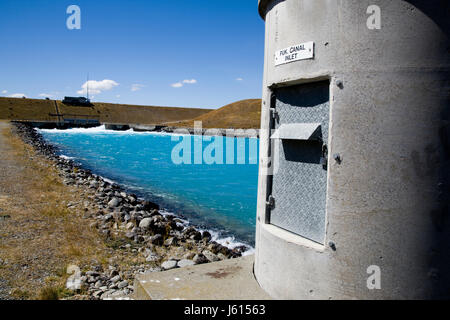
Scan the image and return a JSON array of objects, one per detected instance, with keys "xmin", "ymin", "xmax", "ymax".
[{"xmin": 268, "ymin": 80, "xmax": 329, "ymax": 244}]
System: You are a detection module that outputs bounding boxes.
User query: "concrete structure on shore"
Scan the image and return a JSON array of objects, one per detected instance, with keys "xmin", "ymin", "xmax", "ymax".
[
  {"xmin": 134, "ymin": 255, "xmax": 270, "ymax": 300},
  {"xmin": 255, "ymin": 0, "xmax": 450, "ymax": 299}
]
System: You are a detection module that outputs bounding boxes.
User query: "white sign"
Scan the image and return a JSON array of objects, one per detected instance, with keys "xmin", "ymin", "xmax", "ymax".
[{"xmin": 274, "ymin": 41, "xmax": 314, "ymax": 66}]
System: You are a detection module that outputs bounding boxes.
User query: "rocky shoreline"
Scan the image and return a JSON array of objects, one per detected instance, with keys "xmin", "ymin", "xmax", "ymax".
[{"xmin": 12, "ymin": 122, "xmax": 249, "ymax": 300}]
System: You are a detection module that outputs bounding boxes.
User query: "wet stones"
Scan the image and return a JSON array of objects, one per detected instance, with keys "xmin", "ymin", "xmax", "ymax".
[
  {"xmin": 202, "ymin": 231, "xmax": 212, "ymax": 242},
  {"xmin": 142, "ymin": 200, "xmax": 159, "ymax": 211}
]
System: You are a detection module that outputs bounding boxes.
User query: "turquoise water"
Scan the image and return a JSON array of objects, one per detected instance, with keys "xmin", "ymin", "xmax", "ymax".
[{"xmin": 39, "ymin": 126, "xmax": 259, "ymax": 246}]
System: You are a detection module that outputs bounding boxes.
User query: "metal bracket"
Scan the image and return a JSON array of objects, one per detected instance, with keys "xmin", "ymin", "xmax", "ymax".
[
  {"xmin": 266, "ymin": 195, "xmax": 275, "ymax": 210},
  {"xmin": 270, "ymin": 107, "xmax": 278, "ymax": 120}
]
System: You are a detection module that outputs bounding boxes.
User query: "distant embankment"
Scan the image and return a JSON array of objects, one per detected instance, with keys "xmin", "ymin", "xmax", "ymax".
[
  {"xmin": 165, "ymin": 99, "xmax": 262, "ymax": 129},
  {"xmin": 0, "ymin": 97, "xmax": 211, "ymax": 126}
]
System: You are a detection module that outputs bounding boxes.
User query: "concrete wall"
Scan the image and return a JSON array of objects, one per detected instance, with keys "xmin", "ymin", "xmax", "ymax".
[{"xmin": 255, "ymin": 0, "xmax": 450, "ymax": 299}]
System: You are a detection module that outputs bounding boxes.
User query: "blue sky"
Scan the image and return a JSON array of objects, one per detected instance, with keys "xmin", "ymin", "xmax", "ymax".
[{"xmin": 0, "ymin": 0, "xmax": 264, "ymax": 109}]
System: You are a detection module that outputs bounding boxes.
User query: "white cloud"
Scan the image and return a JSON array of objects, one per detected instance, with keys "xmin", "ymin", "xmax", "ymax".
[
  {"xmin": 171, "ymin": 79, "xmax": 197, "ymax": 88},
  {"xmin": 131, "ymin": 84, "xmax": 145, "ymax": 92},
  {"xmin": 1, "ymin": 90, "xmax": 7, "ymax": 94},
  {"xmin": 171, "ymin": 82, "xmax": 183, "ymax": 88},
  {"xmin": 77, "ymin": 79, "xmax": 119, "ymax": 95},
  {"xmin": 116, "ymin": 94, "xmax": 121, "ymax": 98},
  {"xmin": 9, "ymin": 93, "xmax": 26, "ymax": 98},
  {"xmin": 39, "ymin": 93, "xmax": 54, "ymax": 98},
  {"xmin": 236, "ymin": 77, "xmax": 243, "ymax": 81}
]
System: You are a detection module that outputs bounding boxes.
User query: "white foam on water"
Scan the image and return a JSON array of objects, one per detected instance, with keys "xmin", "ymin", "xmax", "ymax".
[
  {"xmin": 209, "ymin": 231, "xmax": 255, "ymax": 256},
  {"xmin": 100, "ymin": 176, "xmax": 117, "ymax": 185},
  {"xmin": 37, "ymin": 125, "xmax": 191, "ymax": 138},
  {"xmin": 37, "ymin": 125, "xmax": 109, "ymax": 133},
  {"xmin": 159, "ymin": 209, "xmax": 254, "ymax": 255},
  {"xmin": 59, "ymin": 154, "xmax": 74, "ymax": 160}
]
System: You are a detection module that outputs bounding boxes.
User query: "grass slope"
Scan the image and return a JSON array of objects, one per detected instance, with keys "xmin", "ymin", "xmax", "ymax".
[
  {"xmin": 0, "ymin": 97, "xmax": 212, "ymax": 125},
  {"xmin": 165, "ymin": 99, "xmax": 262, "ymax": 129}
]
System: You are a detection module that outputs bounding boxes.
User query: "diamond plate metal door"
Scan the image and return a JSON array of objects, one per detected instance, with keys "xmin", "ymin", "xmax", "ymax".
[{"xmin": 269, "ymin": 81, "xmax": 329, "ymax": 244}]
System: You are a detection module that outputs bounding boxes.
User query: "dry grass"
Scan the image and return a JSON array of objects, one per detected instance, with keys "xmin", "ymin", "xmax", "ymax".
[
  {"xmin": 0, "ymin": 97, "xmax": 212, "ymax": 125},
  {"xmin": 37, "ymin": 287, "xmax": 61, "ymax": 300},
  {"xmin": 0, "ymin": 98, "xmax": 56, "ymax": 122},
  {"xmin": 165, "ymin": 99, "xmax": 262, "ymax": 129},
  {"xmin": 0, "ymin": 123, "xmax": 143, "ymax": 299}
]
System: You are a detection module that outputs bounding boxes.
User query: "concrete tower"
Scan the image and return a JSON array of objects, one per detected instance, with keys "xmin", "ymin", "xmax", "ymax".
[{"xmin": 255, "ymin": 0, "xmax": 450, "ymax": 299}]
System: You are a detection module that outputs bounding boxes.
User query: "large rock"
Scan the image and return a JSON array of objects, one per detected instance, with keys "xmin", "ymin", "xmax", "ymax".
[
  {"xmin": 142, "ymin": 201, "xmax": 159, "ymax": 211},
  {"xmin": 193, "ymin": 253, "xmax": 208, "ymax": 265},
  {"xmin": 125, "ymin": 232, "xmax": 135, "ymax": 239},
  {"xmin": 177, "ymin": 259, "xmax": 195, "ymax": 268},
  {"xmin": 146, "ymin": 254, "xmax": 160, "ymax": 262},
  {"xmin": 139, "ymin": 218, "xmax": 152, "ymax": 229},
  {"xmin": 108, "ymin": 197, "xmax": 120, "ymax": 208},
  {"xmin": 183, "ymin": 226, "xmax": 197, "ymax": 237},
  {"xmin": 164, "ymin": 237, "xmax": 177, "ymax": 247},
  {"xmin": 161, "ymin": 260, "xmax": 178, "ymax": 270},
  {"xmin": 202, "ymin": 231, "xmax": 212, "ymax": 241},
  {"xmin": 202, "ymin": 250, "xmax": 220, "ymax": 262},
  {"xmin": 207, "ymin": 242, "xmax": 221, "ymax": 254},
  {"xmin": 151, "ymin": 222, "xmax": 167, "ymax": 235},
  {"xmin": 217, "ymin": 253, "xmax": 227, "ymax": 260},
  {"xmin": 189, "ymin": 231, "xmax": 202, "ymax": 241},
  {"xmin": 90, "ymin": 181, "xmax": 99, "ymax": 189},
  {"xmin": 148, "ymin": 234, "xmax": 163, "ymax": 245},
  {"xmin": 182, "ymin": 252, "xmax": 196, "ymax": 260},
  {"xmin": 125, "ymin": 222, "xmax": 134, "ymax": 230},
  {"xmin": 117, "ymin": 280, "xmax": 128, "ymax": 289}
]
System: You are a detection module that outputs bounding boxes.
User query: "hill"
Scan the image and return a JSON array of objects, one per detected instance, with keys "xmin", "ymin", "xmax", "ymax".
[
  {"xmin": 0, "ymin": 97, "xmax": 212, "ymax": 125},
  {"xmin": 165, "ymin": 99, "xmax": 262, "ymax": 129}
]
